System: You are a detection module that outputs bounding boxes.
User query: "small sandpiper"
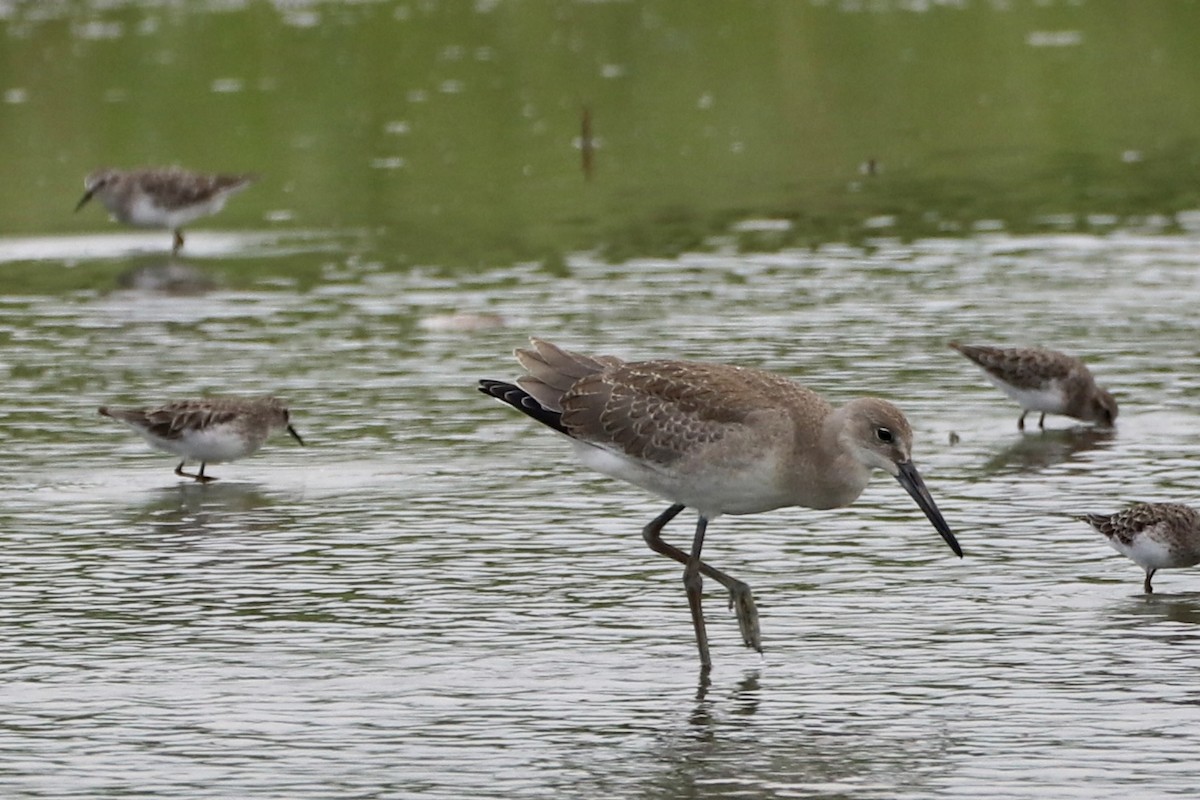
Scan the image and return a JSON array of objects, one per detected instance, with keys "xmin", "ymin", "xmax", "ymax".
[
  {"xmin": 480, "ymin": 338, "xmax": 961, "ymax": 671},
  {"xmin": 949, "ymin": 342, "xmax": 1117, "ymax": 430},
  {"xmin": 99, "ymin": 396, "xmax": 303, "ymax": 482},
  {"xmin": 75, "ymin": 166, "xmax": 256, "ymax": 255},
  {"xmin": 1076, "ymin": 503, "xmax": 1200, "ymax": 594}
]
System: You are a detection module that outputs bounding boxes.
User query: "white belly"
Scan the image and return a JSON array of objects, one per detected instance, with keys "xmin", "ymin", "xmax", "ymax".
[
  {"xmin": 136, "ymin": 425, "xmax": 259, "ymax": 464},
  {"xmin": 1110, "ymin": 529, "xmax": 1200, "ymax": 571},
  {"xmin": 984, "ymin": 374, "xmax": 1066, "ymax": 413},
  {"xmin": 571, "ymin": 440, "xmax": 797, "ymax": 519},
  {"xmin": 120, "ymin": 193, "xmax": 228, "ymax": 229}
]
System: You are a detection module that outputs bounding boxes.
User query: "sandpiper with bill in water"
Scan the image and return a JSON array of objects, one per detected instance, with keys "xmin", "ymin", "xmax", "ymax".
[{"xmin": 949, "ymin": 342, "xmax": 1117, "ymax": 430}]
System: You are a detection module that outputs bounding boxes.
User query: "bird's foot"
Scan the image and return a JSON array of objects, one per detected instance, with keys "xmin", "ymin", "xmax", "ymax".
[
  {"xmin": 175, "ymin": 467, "xmax": 217, "ymax": 483},
  {"xmin": 727, "ymin": 583, "xmax": 762, "ymax": 653}
]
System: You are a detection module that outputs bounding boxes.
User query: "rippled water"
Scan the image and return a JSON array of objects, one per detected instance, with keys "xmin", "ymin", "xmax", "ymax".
[{"xmin": 4, "ymin": 233, "xmax": 1200, "ymax": 798}]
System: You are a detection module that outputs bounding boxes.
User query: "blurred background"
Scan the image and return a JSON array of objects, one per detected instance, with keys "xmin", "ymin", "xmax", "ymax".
[{"xmin": 5, "ymin": 0, "xmax": 1200, "ymax": 285}]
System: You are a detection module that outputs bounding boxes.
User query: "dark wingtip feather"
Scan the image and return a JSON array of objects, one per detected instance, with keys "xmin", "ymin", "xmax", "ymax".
[{"xmin": 479, "ymin": 379, "xmax": 568, "ymax": 435}]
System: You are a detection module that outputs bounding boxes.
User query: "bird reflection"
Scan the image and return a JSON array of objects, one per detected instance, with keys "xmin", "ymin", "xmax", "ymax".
[
  {"xmin": 979, "ymin": 426, "xmax": 1115, "ymax": 476},
  {"xmin": 125, "ymin": 481, "xmax": 295, "ymax": 538},
  {"xmin": 729, "ymin": 669, "xmax": 762, "ymax": 716},
  {"xmin": 644, "ymin": 668, "xmax": 950, "ymax": 799},
  {"xmin": 115, "ymin": 257, "xmax": 217, "ymax": 294},
  {"xmin": 1114, "ymin": 593, "xmax": 1200, "ymax": 627},
  {"xmin": 691, "ymin": 669, "xmax": 762, "ymax": 720}
]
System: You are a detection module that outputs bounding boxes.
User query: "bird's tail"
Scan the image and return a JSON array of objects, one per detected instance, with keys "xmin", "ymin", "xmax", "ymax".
[
  {"xmin": 1071, "ymin": 512, "xmax": 1112, "ymax": 532},
  {"xmin": 478, "ymin": 380, "xmax": 568, "ymax": 435},
  {"xmin": 513, "ymin": 338, "xmax": 621, "ymax": 412}
]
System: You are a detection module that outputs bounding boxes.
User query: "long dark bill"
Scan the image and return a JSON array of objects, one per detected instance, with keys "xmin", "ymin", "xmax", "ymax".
[
  {"xmin": 74, "ymin": 191, "xmax": 95, "ymax": 213},
  {"xmin": 287, "ymin": 425, "xmax": 305, "ymax": 446},
  {"xmin": 895, "ymin": 460, "xmax": 962, "ymax": 558}
]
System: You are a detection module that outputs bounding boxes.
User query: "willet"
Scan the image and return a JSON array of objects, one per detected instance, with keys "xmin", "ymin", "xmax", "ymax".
[
  {"xmin": 99, "ymin": 396, "xmax": 303, "ymax": 482},
  {"xmin": 479, "ymin": 338, "xmax": 961, "ymax": 670},
  {"xmin": 949, "ymin": 342, "xmax": 1117, "ymax": 430},
  {"xmin": 75, "ymin": 166, "xmax": 256, "ymax": 255},
  {"xmin": 1075, "ymin": 503, "xmax": 1200, "ymax": 593}
]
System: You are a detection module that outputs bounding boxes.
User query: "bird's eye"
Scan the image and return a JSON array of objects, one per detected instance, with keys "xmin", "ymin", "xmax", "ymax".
[{"xmin": 875, "ymin": 427, "xmax": 894, "ymax": 443}]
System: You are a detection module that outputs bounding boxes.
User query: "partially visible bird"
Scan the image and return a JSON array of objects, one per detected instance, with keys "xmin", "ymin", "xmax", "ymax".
[{"xmin": 1076, "ymin": 503, "xmax": 1200, "ymax": 594}]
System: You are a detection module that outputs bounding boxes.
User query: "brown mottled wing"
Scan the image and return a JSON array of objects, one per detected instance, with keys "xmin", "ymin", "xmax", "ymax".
[
  {"xmin": 1082, "ymin": 503, "xmax": 1200, "ymax": 547},
  {"xmin": 138, "ymin": 400, "xmax": 242, "ymax": 440},
  {"xmin": 138, "ymin": 169, "xmax": 254, "ymax": 210},
  {"xmin": 560, "ymin": 360, "xmax": 794, "ymax": 465},
  {"xmin": 950, "ymin": 342, "xmax": 1082, "ymax": 390}
]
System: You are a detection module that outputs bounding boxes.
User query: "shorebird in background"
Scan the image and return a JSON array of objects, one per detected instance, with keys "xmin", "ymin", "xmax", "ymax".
[{"xmin": 75, "ymin": 166, "xmax": 256, "ymax": 255}]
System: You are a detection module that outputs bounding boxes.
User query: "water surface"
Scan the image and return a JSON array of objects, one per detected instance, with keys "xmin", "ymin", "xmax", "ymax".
[{"xmin": 4, "ymin": 235, "xmax": 1200, "ymax": 797}]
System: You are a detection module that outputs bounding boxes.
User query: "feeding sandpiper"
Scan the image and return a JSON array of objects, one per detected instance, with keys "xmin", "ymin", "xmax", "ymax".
[
  {"xmin": 75, "ymin": 166, "xmax": 256, "ymax": 255},
  {"xmin": 1076, "ymin": 503, "xmax": 1200, "ymax": 594},
  {"xmin": 479, "ymin": 338, "xmax": 961, "ymax": 671},
  {"xmin": 949, "ymin": 342, "xmax": 1117, "ymax": 430},
  {"xmin": 99, "ymin": 396, "xmax": 303, "ymax": 482}
]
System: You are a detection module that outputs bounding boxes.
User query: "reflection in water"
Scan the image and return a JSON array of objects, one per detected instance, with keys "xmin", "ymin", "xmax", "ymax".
[
  {"xmin": 979, "ymin": 427, "xmax": 1116, "ymax": 476},
  {"xmin": 639, "ymin": 671, "xmax": 952, "ymax": 800},
  {"xmin": 691, "ymin": 669, "xmax": 761, "ymax": 723},
  {"xmin": 124, "ymin": 482, "xmax": 301, "ymax": 538},
  {"xmin": 1113, "ymin": 593, "xmax": 1200, "ymax": 626},
  {"xmin": 115, "ymin": 258, "xmax": 218, "ymax": 295},
  {"xmin": 728, "ymin": 670, "xmax": 762, "ymax": 718}
]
